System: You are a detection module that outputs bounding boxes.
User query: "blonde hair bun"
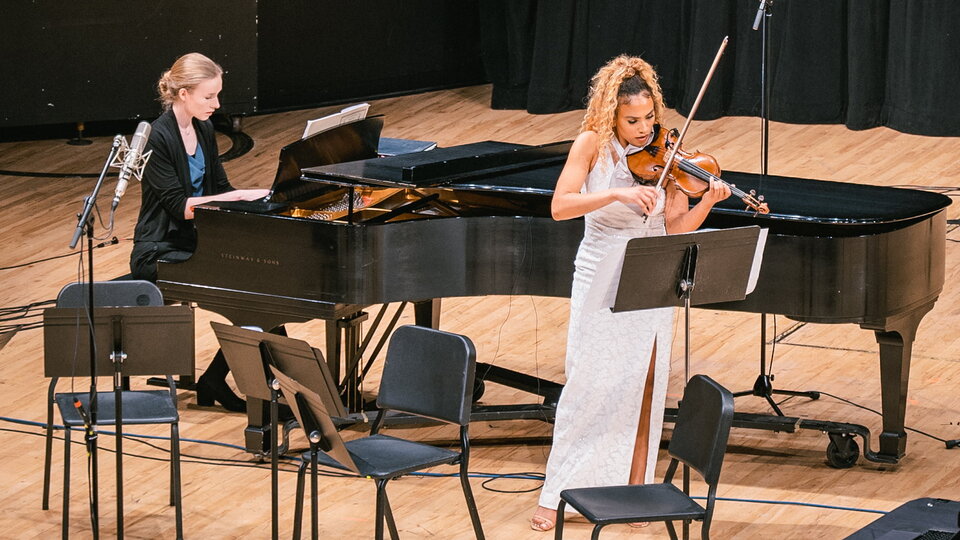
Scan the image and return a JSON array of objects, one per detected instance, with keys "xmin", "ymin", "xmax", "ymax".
[{"xmin": 156, "ymin": 53, "xmax": 223, "ymax": 110}]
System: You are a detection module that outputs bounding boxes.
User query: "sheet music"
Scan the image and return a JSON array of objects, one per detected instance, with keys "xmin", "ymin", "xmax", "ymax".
[
  {"xmin": 302, "ymin": 102, "xmax": 370, "ymax": 139},
  {"xmin": 746, "ymin": 228, "xmax": 768, "ymax": 295}
]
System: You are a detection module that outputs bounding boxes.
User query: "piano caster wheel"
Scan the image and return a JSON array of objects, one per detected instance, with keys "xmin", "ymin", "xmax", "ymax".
[
  {"xmin": 826, "ymin": 433, "xmax": 860, "ymax": 469},
  {"xmin": 472, "ymin": 380, "xmax": 486, "ymax": 402}
]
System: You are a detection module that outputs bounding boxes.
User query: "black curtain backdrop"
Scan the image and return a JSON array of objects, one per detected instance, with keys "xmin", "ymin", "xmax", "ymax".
[{"xmin": 480, "ymin": 0, "xmax": 960, "ymax": 136}]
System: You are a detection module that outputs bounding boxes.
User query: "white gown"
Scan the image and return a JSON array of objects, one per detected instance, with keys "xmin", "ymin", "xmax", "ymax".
[{"xmin": 538, "ymin": 138, "xmax": 674, "ymax": 510}]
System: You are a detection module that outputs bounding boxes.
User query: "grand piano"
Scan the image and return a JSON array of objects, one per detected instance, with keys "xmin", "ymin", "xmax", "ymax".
[{"xmin": 158, "ymin": 118, "xmax": 950, "ymax": 465}]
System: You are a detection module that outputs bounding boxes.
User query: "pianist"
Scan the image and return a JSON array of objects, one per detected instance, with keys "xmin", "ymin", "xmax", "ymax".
[
  {"xmin": 129, "ymin": 52, "xmax": 269, "ymax": 412},
  {"xmin": 531, "ymin": 55, "xmax": 731, "ymax": 532}
]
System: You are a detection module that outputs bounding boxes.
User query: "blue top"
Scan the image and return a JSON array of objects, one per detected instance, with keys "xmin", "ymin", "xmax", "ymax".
[{"xmin": 187, "ymin": 144, "xmax": 205, "ymax": 196}]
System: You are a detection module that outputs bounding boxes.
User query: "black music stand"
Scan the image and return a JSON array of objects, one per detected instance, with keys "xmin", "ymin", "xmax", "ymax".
[
  {"xmin": 44, "ymin": 305, "xmax": 194, "ymax": 538},
  {"xmin": 211, "ymin": 322, "xmax": 347, "ymax": 540},
  {"xmin": 608, "ymin": 225, "xmax": 764, "ymax": 540},
  {"xmin": 611, "ymin": 226, "xmax": 765, "ymax": 380}
]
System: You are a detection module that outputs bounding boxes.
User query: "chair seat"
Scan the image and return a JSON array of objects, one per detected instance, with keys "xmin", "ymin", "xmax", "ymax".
[
  {"xmin": 303, "ymin": 433, "xmax": 460, "ymax": 479},
  {"xmin": 560, "ymin": 483, "xmax": 706, "ymax": 524},
  {"xmin": 55, "ymin": 391, "xmax": 178, "ymax": 425}
]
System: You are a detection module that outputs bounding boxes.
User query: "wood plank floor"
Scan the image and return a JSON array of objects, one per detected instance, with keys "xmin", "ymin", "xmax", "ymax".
[{"xmin": 1, "ymin": 84, "xmax": 959, "ymax": 538}]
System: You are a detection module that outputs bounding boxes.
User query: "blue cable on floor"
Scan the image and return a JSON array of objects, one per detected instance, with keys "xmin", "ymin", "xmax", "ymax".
[{"xmin": 1, "ymin": 415, "xmax": 889, "ymax": 515}]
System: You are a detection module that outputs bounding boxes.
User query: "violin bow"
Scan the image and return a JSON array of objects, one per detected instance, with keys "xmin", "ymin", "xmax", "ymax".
[{"xmin": 655, "ymin": 36, "xmax": 730, "ymax": 190}]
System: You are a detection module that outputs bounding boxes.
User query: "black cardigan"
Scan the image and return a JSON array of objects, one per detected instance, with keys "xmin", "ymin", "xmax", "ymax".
[{"xmin": 132, "ymin": 109, "xmax": 232, "ymax": 251}]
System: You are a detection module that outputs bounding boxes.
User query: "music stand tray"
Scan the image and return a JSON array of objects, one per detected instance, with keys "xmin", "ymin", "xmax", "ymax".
[
  {"xmin": 43, "ymin": 305, "xmax": 195, "ymax": 378},
  {"xmin": 612, "ymin": 226, "xmax": 764, "ymax": 313},
  {"xmin": 609, "ymin": 226, "xmax": 763, "ymax": 379}
]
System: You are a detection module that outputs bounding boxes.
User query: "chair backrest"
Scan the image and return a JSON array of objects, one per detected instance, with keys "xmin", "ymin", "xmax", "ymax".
[
  {"xmin": 376, "ymin": 325, "xmax": 476, "ymax": 426},
  {"xmin": 271, "ymin": 367, "xmax": 360, "ymax": 474},
  {"xmin": 56, "ymin": 280, "xmax": 163, "ymax": 308},
  {"xmin": 667, "ymin": 374, "xmax": 735, "ymax": 486}
]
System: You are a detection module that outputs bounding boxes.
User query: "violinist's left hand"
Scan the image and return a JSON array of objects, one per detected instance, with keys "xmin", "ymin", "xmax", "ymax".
[{"xmin": 701, "ymin": 178, "xmax": 731, "ymax": 206}]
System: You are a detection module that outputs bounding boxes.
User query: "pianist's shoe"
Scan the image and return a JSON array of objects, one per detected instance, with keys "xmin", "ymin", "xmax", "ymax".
[{"xmin": 196, "ymin": 374, "xmax": 247, "ymax": 413}]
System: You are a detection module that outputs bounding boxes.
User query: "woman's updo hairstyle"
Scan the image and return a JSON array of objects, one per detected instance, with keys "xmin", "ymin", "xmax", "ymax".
[
  {"xmin": 581, "ymin": 55, "xmax": 665, "ymax": 157},
  {"xmin": 156, "ymin": 52, "xmax": 223, "ymax": 110}
]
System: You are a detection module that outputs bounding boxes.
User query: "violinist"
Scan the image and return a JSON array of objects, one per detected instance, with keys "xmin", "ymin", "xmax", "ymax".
[{"xmin": 530, "ymin": 55, "xmax": 730, "ymax": 532}]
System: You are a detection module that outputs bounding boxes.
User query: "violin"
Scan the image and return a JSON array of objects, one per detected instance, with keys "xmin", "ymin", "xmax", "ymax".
[{"xmin": 627, "ymin": 125, "xmax": 770, "ymax": 215}]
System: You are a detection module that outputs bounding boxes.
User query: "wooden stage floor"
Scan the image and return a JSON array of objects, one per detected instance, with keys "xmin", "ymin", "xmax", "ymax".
[{"xmin": 1, "ymin": 84, "xmax": 959, "ymax": 538}]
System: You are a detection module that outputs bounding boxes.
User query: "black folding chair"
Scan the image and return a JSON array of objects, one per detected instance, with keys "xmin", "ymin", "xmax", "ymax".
[
  {"xmin": 555, "ymin": 374, "xmax": 735, "ymax": 540},
  {"xmin": 41, "ymin": 280, "xmax": 190, "ymax": 539},
  {"xmin": 274, "ymin": 324, "xmax": 485, "ymax": 540}
]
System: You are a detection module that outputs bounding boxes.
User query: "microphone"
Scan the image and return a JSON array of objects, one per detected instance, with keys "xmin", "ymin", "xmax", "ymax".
[
  {"xmin": 752, "ymin": 0, "xmax": 770, "ymax": 31},
  {"xmin": 111, "ymin": 121, "xmax": 152, "ymax": 210}
]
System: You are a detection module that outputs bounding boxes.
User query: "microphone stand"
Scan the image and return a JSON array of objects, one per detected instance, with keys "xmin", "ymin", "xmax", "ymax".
[
  {"xmin": 737, "ymin": 1, "xmax": 821, "ymax": 413},
  {"xmin": 67, "ymin": 134, "xmax": 122, "ymax": 540}
]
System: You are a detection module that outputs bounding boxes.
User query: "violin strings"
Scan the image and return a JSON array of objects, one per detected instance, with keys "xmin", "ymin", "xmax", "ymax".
[{"xmin": 633, "ymin": 144, "xmax": 766, "ymax": 210}]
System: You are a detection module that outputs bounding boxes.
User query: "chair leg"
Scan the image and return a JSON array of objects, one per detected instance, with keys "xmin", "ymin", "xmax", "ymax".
[
  {"xmin": 374, "ymin": 479, "xmax": 401, "ymax": 540},
  {"xmin": 43, "ymin": 385, "xmax": 56, "ymax": 510},
  {"xmin": 665, "ymin": 520, "xmax": 679, "ymax": 540},
  {"xmin": 378, "ymin": 481, "xmax": 399, "ymax": 540},
  {"xmin": 374, "ymin": 481, "xmax": 384, "ymax": 540},
  {"xmin": 62, "ymin": 426, "xmax": 71, "ymax": 539},
  {"xmin": 293, "ymin": 459, "xmax": 307, "ymax": 540},
  {"xmin": 458, "ymin": 463, "xmax": 484, "ymax": 539},
  {"xmin": 591, "ymin": 524, "xmax": 605, "ymax": 540},
  {"xmin": 171, "ymin": 423, "xmax": 183, "ymax": 540},
  {"xmin": 554, "ymin": 500, "xmax": 566, "ymax": 540}
]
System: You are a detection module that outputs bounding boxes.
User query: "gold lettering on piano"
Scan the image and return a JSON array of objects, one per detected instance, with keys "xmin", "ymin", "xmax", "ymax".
[{"xmin": 218, "ymin": 252, "xmax": 281, "ymax": 266}]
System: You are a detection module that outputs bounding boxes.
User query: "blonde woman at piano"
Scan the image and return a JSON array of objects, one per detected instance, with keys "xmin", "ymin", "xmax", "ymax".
[
  {"xmin": 129, "ymin": 52, "xmax": 269, "ymax": 412},
  {"xmin": 530, "ymin": 55, "xmax": 731, "ymax": 532}
]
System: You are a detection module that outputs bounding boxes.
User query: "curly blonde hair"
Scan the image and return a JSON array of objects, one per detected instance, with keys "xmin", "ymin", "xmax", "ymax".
[
  {"xmin": 581, "ymin": 55, "xmax": 665, "ymax": 157},
  {"xmin": 157, "ymin": 52, "xmax": 223, "ymax": 110}
]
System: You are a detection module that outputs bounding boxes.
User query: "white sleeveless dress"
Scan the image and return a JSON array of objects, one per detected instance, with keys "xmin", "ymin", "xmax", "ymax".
[{"xmin": 538, "ymin": 138, "xmax": 674, "ymax": 510}]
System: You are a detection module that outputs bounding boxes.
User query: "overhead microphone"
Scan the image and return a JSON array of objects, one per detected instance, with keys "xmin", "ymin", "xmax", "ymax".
[{"xmin": 110, "ymin": 121, "xmax": 153, "ymax": 210}]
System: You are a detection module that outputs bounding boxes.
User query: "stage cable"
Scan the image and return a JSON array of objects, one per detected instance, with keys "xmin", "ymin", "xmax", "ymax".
[
  {"xmin": 0, "ymin": 416, "xmax": 929, "ymax": 511},
  {"xmin": 0, "ymin": 237, "xmax": 118, "ymax": 271}
]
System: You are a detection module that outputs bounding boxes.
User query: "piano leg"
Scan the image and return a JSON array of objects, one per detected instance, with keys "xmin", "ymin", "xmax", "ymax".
[
  {"xmin": 330, "ymin": 313, "xmax": 369, "ymax": 413},
  {"xmin": 865, "ymin": 302, "xmax": 933, "ymax": 462},
  {"xmin": 245, "ymin": 397, "xmax": 270, "ymax": 457},
  {"xmin": 413, "ymin": 298, "xmax": 442, "ymax": 328}
]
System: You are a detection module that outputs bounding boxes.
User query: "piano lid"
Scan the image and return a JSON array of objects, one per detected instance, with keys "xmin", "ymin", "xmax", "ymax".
[
  {"xmin": 300, "ymin": 141, "xmax": 571, "ymax": 191},
  {"xmin": 267, "ymin": 116, "xmax": 383, "ymax": 204},
  {"xmin": 714, "ymin": 171, "xmax": 951, "ymax": 227},
  {"xmin": 298, "ymin": 138, "xmax": 949, "ymax": 228}
]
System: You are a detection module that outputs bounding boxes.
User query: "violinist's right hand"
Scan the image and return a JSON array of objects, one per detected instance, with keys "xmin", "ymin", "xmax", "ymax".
[{"xmin": 612, "ymin": 185, "xmax": 660, "ymax": 215}]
